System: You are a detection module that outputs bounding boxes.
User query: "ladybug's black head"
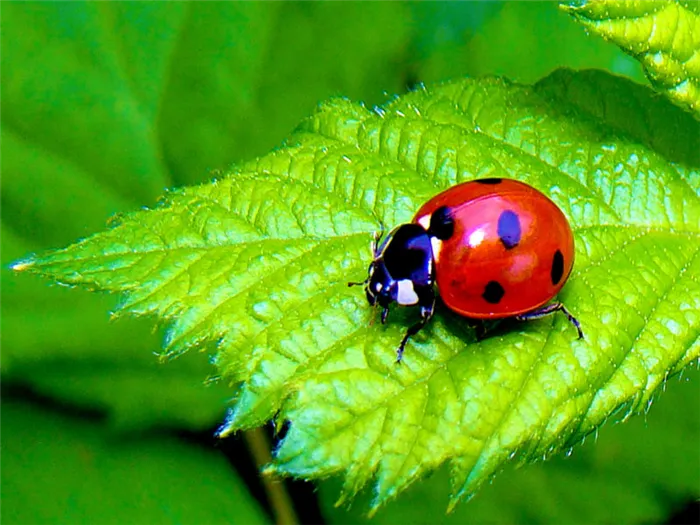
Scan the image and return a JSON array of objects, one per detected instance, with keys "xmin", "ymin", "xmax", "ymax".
[
  {"xmin": 349, "ymin": 222, "xmax": 439, "ymax": 362},
  {"xmin": 362, "ymin": 223, "xmax": 435, "ymax": 309}
]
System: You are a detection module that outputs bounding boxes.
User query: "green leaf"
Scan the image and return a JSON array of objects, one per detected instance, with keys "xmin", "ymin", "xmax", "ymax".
[
  {"xmin": 0, "ymin": 400, "xmax": 269, "ymax": 525},
  {"xmin": 416, "ymin": 1, "xmax": 647, "ymax": 85},
  {"xmin": 563, "ymin": 0, "xmax": 700, "ymax": 118},
  {"xmin": 320, "ymin": 367, "xmax": 700, "ymax": 524},
  {"xmin": 2, "ymin": 227, "xmax": 232, "ymax": 431},
  {"xmin": 14, "ymin": 68, "xmax": 700, "ymax": 512},
  {"xmin": 1, "ymin": 1, "xmax": 412, "ymax": 430}
]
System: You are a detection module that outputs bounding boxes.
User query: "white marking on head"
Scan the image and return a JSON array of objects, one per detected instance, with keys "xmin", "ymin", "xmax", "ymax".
[
  {"xmin": 396, "ymin": 279, "xmax": 419, "ymax": 305},
  {"xmin": 430, "ymin": 237, "xmax": 442, "ymax": 263},
  {"xmin": 417, "ymin": 215, "xmax": 430, "ymax": 229}
]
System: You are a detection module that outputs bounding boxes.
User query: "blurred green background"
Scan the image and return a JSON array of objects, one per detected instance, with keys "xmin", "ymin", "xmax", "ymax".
[{"xmin": 2, "ymin": 2, "xmax": 697, "ymax": 524}]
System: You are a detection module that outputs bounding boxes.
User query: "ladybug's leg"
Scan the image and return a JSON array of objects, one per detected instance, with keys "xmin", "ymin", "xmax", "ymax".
[
  {"xmin": 474, "ymin": 321, "xmax": 488, "ymax": 341},
  {"xmin": 515, "ymin": 302, "xmax": 584, "ymax": 339},
  {"xmin": 396, "ymin": 297, "xmax": 435, "ymax": 364},
  {"xmin": 381, "ymin": 307, "xmax": 390, "ymax": 325}
]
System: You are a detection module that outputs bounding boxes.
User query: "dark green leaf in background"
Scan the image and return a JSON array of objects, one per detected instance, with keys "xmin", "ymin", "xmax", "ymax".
[
  {"xmin": 156, "ymin": 3, "xmax": 413, "ymax": 185},
  {"xmin": 1, "ymin": 400, "xmax": 269, "ymax": 525},
  {"xmin": 414, "ymin": 1, "xmax": 647, "ymax": 85}
]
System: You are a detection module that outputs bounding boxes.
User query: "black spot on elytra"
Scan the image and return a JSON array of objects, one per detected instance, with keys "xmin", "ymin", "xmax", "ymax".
[
  {"xmin": 428, "ymin": 206, "xmax": 454, "ymax": 240},
  {"xmin": 476, "ymin": 178, "xmax": 502, "ymax": 185},
  {"xmin": 497, "ymin": 210, "xmax": 521, "ymax": 249},
  {"xmin": 482, "ymin": 281, "xmax": 505, "ymax": 304},
  {"xmin": 551, "ymin": 250, "xmax": 564, "ymax": 285}
]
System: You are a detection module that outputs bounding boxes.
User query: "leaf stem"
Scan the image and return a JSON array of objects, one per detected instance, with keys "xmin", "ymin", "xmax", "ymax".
[{"xmin": 243, "ymin": 428, "xmax": 299, "ymax": 525}]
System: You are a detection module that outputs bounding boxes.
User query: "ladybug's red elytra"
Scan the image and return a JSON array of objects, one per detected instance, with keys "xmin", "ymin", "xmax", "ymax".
[{"xmin": 350, "ymin": 178, "xmax": 583, "ymax": 362}]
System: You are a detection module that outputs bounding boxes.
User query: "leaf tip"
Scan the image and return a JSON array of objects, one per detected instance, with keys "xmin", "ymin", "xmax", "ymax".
[
  {"xmin": 214, "ymin": 408, "xmax": 236, "ymax": 438},
  {"xmin": 9, "ymin": 258, "xmax": 36, "ymax": 273},
  {"xmin": 261, "ymin": 463, "xmax": 280, "ymax": 478},
  {"xmin": 446, "ymin": 496, "xmax": 461, "ymax": 514},
  {"xmin": 334, "ymin": 493, "xmax": 348, "ymax": 509},
  {"xmin": 447, "ymin": 486, "xmax": 477, "ymax": 514},
  {"xmin": 559, "ymin": 0, "xmax": 595, "ymax": 21},
  {"xmin": 558, "ymin": 0, "xmax": 585, "ymax": 13}
]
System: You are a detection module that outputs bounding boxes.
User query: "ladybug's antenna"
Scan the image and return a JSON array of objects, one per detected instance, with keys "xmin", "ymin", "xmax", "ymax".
[
  {"xmin": 371, "ymin": 221, "xmax": 387, "ymax": 255},
  {"xmin": 368, "ymin": 208, "xmax": 387, "ymax": 255}
]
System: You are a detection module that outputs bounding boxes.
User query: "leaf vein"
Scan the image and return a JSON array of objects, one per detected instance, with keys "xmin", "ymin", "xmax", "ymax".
[{"xmin": 574, "ymin": 241, "xmax": 700, "ymax": 434}]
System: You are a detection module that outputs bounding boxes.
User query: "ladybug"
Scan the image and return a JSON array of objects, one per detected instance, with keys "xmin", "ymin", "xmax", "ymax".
[{"xmin": 350, "ymin": 178, "xmax": 583, "ymax": 362}]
